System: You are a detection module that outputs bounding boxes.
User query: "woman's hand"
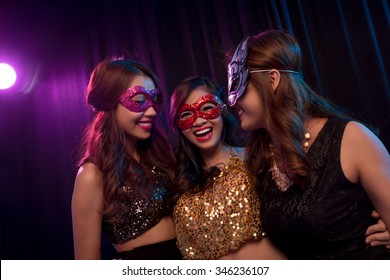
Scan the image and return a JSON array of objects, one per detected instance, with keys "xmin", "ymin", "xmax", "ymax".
[{"xmin": 365, "ymin": 210, "xmax": 390, "ymax": 249}]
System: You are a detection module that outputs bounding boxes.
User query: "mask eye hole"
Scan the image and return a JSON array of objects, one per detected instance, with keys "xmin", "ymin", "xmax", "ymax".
[
  {"xmin": 230, "ymin": 78, "xmax": 239, "ymax": 93},
  {"xmin": 178, "ymin": 111, "xmax": 193, "ymax": 120},
  {"xmin": 152, "ymin": 93, "xmax": 162, "ymax": 104},
  {"xmin": 200, "ymin": 102, "xmax": 217, "ymax": 113},
  {"xmin": 131, "ymin": 94, "xmax": 147, "ymax": 104}
]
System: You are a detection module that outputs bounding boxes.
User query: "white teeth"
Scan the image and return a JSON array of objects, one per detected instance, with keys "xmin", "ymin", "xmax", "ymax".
[
  {"xmin": 194, "ymin": 128, "xmax": 212, "ymax": 136},
  {"xmin": 138, "ymin": 122, "xmax": 152, "ymax": 127}
]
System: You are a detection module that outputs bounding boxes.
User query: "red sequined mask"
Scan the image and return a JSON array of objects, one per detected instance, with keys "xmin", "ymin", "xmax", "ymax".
[
  {"xmin": 119, "ymin": 86, "xmax": 162, "ymax": 113},
  {"xmin": 176, "ymin": 94, "xmax": 224, "ymax": 130}
]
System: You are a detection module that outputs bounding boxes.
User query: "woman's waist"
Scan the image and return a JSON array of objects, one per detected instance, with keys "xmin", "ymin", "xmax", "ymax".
[{"xmin": 114, "ymin": 215, "xmax": 176, "ymax": 252}]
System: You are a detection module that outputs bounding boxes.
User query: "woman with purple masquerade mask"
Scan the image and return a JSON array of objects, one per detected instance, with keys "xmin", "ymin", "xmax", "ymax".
[
  {"xmin": 226, "ymin": 29, "xmax": 390, "ymax": 259},
  {"xmin": 170, "ymin": 76, "xmax": 286, "ymax": 259},
  {"xmin": 72, "ymin": 59, "xmax": 181, "ymax": 259}
]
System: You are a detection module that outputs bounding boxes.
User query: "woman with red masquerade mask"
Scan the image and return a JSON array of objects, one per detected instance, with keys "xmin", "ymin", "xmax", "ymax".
[
  {"xmin": 226, "ymin": 29, "xmax": 390, "ymax": 259},
  {"xmin": 72, "ymin": 59, "xmax": 181, "ymax": 259},
  {"xmin": 169, "ymin": 76, "xmax": 287, "ymax": 259}
]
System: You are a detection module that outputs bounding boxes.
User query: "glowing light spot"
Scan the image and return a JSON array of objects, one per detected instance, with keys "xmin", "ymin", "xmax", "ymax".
[{"xmin": 0, "ymin": 63, "xmax": 17, "ymax": 89}]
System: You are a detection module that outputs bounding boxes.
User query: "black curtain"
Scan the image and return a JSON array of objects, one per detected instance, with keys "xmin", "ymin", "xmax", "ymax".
[{"xmin": 1, "ymin": 0, "xmax": 389, "ymax": 259}]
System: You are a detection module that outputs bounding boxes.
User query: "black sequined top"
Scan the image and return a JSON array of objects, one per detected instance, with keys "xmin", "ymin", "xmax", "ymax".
[
  {"xmin": 259, "ymin": 118, "xmax": 390, "ymax": 259},
  {"xmin": 102, "ymin": 167, "xmax": 171, "ymax": 244}
]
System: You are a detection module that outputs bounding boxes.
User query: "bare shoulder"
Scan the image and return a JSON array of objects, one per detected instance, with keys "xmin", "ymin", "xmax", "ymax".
[
  {"xmin": 75, "ymin": 162, "xmax": 103, "ymax": 187},
  {"xmin": 343, "ymin": 121, "xmax": 389, "ymax": 160},
  {"xmin": 343, "ymin": 121, "xmax": 382, "ymax": 147},
  {"xmin": 344, "ymin": 121, "xmax": 372, "ymax": 136},
  {"xmin": 73, "ymin": 162, "xmax": 104, "ymax": 205}
]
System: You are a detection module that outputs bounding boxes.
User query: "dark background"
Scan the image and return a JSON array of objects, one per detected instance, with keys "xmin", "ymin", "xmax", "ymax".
[{"xmin": 1, "ymin": 0, "xmax": 389, "ymax": 259}]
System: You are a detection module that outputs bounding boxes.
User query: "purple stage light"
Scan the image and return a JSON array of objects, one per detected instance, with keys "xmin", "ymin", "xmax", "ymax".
[{"xmin": 0, "ymin": 63, "xmax": 17, "ymax": 90}]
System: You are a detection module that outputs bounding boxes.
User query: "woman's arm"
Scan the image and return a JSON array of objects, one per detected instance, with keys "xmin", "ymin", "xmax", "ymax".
[
  {"xmin": 71, "ymin": 163, "xmax": 105, "ymax": 259},
  {"xmin": 342, "ymin": 121, "xmax": 390, "ymax": 232}
]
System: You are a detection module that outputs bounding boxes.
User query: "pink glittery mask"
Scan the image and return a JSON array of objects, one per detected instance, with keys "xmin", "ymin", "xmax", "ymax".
[
  {"xmin": 176, "ymin": 94, "xmax": 224, "ymax": 130},
  {"xmin": 119, "ymin": 86, "xmax": 162, "ymax": 113}
]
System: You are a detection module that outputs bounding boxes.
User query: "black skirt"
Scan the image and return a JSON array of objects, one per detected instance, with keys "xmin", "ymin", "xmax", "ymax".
[{"xmin": 118, "ymin": 238, "xmax": 182, "ymax": 260}]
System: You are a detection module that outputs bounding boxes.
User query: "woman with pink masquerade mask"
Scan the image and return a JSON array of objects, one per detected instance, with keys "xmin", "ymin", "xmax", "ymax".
[
  {"xmin": 72, "ymin": 59, "xmax": 181, "ymax": 259},
  {"xmin": 170, "ymin": 76, "xmax": 286, "ymax": 259},
  {"xmin": 226, "ymin": 29, "xmax": 390, "ymax": 259}
]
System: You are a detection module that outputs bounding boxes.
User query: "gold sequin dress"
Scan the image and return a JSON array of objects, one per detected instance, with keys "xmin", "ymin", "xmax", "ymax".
[{"xmin": 173, "ymin": 153, "xmax": 264, "ymax": 259}]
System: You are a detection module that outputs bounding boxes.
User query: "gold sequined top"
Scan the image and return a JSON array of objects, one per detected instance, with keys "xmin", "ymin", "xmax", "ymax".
[{"xmin": 173, "ymin": 153, "xmax": 264, "ymax": 259}]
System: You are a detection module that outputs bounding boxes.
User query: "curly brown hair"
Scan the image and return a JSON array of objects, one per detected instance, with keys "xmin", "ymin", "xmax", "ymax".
[
  {"xmin": 243, "ymin": 30, "xmax": 352, "ymax": 188},
  {"xmin": 77, "ymin": 59, "xmax": 176, "ymax": 212}
]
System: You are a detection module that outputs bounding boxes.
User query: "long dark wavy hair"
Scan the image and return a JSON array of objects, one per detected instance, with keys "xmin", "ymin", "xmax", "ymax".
[
  {"xmin": 77, "ymin": 59, "xmax": 176, "ymax": 212},
  {"xmin": 243, "ymin": 30, "xmax": 355, "ymax": 188},
  {"xmin": 169, "ymin": 76, "xmax": 245, "ymax": 199}
]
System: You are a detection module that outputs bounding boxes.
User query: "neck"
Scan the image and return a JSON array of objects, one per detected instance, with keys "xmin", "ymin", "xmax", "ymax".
[
  {"xmin": 269, "ymin": 117, "xmax": 314, "ymax": 155},
  {"xmin": 125, "ymin": 138, "xmax": 139, "ymax": 162},
  {"xmin": 201, "ymin": 143, "xmax": 231, "ymax": 168}
]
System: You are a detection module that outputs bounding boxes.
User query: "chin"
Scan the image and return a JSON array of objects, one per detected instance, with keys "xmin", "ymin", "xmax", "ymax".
[
  {"xmin": 241, "ymin": 120, "xmax": 262, "ymax": 131},
  {"xmin": 240, "ymin": 122, "xmax": 252, "ymax": 131},
  {"xmin": 135, "ymin": 132, "xmax": 152, "ymax": 140},
  {"xmin": 196, "ymin": 139, "xmax": 219, "ymax": 151}
]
